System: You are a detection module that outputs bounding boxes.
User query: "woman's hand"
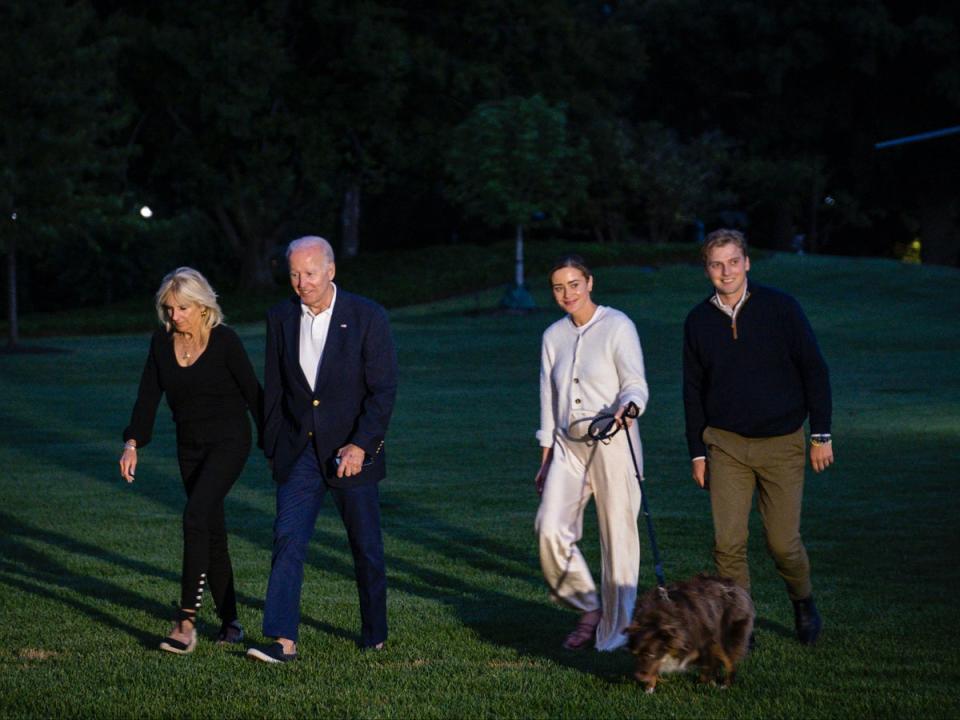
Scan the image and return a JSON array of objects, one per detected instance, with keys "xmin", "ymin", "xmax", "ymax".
[
  {"xmin": 535, "ymin": 447, "xmax": 553, "ymax": 495},
  {"xmin": 613, "ymin": 404, "xmax": 634, "ymax": 429},
  {"xmin": 119, "ymin": 445, "xmax": 137, "ymax": 483},
  {"xmin": 535, "ymin": 464, "xmax": 549, "ymax": 495}
]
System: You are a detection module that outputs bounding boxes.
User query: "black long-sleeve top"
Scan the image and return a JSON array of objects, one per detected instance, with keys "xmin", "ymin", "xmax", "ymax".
[
  {"xmin": 123, "ymin": 325, "xmax": 264, "ymax": 448},
  {"xmin": 683, "ymin": 283, "xmax": 832, "ymax": 459}
]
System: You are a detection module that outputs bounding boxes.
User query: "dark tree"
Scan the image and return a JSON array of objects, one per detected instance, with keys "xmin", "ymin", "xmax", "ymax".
[
  {"xmin": 0, "ymin": 0, "xmax": 126, "ymax": 346},
  {"xmin": 634, "ymin": 0, "xmax": 901, "ymax": 252},
  {"xmin": 446, "ymin": 95, "xmax": 588, "ymax": 303}
]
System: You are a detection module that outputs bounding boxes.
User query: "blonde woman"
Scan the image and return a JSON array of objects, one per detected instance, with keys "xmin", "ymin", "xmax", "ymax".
[
  {"xmin": 119, "ymin": 267, "xmax": 262, "ymax": 654},
  {"xmin": 534, "ymin": 255, "xmax": 649, "ymax": 651}
]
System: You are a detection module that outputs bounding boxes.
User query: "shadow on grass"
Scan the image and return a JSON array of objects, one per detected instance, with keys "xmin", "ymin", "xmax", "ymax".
[
  {"xmin": 754, "ymin": 616, "xmax": 793, "ymax": 640},
  {"xmin": 371, "ymin": 494, "xmax": 634, "ymax": 682},
  {"xmin": 0, "ymin": 513, "xmax": 167, "ymax": 647},
  {"xmin": 241, "ymin": 495, "xmax": 609, "ymax": 675},
  {"xmin": 0, "ymin": 570, "xmax": 157, "ymax": 648},
  {"xmin": 0, "ymin": 509, "xmax": 362, "ymax": 649},
  {"xmin": 3, "ymin": 472, "xmax": 627, "ymax": 679}
]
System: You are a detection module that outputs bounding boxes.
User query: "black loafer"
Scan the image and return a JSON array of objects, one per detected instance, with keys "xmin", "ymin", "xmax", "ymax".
[
  {"xmin": 246, "ymin": 642, "xmax": 297, "ymax": 664},
  {"xmin": 217, "ymin": 620, "xmax": 244, "ymax": 645}
]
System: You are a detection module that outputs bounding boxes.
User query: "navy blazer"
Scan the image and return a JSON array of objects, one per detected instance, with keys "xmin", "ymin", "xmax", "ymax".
[{"xmin": 263, "ymin": 290, "xmax": 398, "ymax": 487}]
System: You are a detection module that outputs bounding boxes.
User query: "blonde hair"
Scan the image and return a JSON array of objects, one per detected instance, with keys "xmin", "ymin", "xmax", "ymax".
[
  {"xmin": 154, "ymin": 267, "xmax": 223, "ymax": 332},
  {"xmin": 701, "ymin": 228, "xmax": 748, "ymax": 264}
]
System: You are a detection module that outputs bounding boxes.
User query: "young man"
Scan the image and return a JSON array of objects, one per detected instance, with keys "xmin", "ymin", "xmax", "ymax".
[{"xmin": 683, "ymin": 228, "xmax": 834, "ymax": 645}]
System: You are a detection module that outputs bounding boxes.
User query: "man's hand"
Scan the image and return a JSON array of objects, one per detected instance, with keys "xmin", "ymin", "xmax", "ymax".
[
  {"xmin": 810, "ymin": 442, "xmax": 834, "ymax": 473},
  {"xmin": 692, "ymin": 458, "xmax": 708, "ymax": 489},
  {"xmin": 336, "ymin": 443, "xmax": 367, "ymax": 478}
]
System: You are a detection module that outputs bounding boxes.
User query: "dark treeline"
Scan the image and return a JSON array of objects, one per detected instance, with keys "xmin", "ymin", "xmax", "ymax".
[{"xmin": 2, "ymin": 0, "xmax": 958, "ymax": 320}]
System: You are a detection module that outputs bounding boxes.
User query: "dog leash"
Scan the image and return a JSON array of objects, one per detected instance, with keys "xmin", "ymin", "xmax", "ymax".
[{"xmin": 588, "ymin": 401, "xmax": 667, "ymax": 589}]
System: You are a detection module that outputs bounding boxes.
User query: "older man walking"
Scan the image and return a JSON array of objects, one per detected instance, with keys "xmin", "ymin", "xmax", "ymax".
[{"xmin": 247, "ymin": 236, "xmax": 398, "ymax": 662}]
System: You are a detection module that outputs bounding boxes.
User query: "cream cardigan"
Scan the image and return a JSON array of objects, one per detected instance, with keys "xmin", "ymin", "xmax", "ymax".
[{"xmin": 537, "ymin": 306, "xmax": 649, "ymax": 448}]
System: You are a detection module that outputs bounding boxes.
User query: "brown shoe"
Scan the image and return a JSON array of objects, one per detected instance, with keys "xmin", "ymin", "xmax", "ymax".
[{"xmin": 562, "ymin": 612, "xmax": 601, "ymax": 650}]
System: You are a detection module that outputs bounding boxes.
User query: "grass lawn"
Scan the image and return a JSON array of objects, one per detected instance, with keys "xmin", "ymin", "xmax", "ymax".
[{"xmin": 1, "ymin": 253, "xmax": 958, "ymax": 718}]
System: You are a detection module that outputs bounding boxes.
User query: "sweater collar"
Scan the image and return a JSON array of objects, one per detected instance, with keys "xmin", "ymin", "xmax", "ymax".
[
  {"xmin": 567, "ymin": 305, "xmax": 606, "ymax": 333},
  {"xmin": 710, "ymin": 280, "xmax": 750, "ymax": 318}
]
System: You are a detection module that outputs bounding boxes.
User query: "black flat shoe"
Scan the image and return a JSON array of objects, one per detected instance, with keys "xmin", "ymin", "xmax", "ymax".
[
  {"xmin": 246, "ymin": 642, "xmax": 297, "ymax": 664},
  {"xmin": 216, "ymin": 619, "xmax": 244, "ymax": 645}
]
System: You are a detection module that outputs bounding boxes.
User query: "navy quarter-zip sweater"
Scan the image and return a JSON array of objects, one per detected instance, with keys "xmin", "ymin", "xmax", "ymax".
[{"xmin": 682, "ymin": 283, "xmax": 832, "ymax": 458}]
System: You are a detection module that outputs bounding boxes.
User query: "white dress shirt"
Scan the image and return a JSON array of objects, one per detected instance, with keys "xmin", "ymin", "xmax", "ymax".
[{"xmin": 299, "ymin": 284, "xmax": 337, "ymax": 391}]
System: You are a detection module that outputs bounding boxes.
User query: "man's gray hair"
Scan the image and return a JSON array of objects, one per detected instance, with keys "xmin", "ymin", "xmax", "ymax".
[{"xmin": 286, "ymin": 236, "xmax": 335, "ymax": 264}]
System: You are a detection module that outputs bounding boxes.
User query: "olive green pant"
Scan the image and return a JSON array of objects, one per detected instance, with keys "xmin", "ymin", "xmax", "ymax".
[{"xmin": 704, "ymin": 426, "xmax": 812, "ymax": 601}]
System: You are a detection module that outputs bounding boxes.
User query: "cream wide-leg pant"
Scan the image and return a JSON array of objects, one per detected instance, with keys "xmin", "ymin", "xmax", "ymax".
[{"xmin": 535, "ymin": 423, "xmax": 642, "ymax": 651}]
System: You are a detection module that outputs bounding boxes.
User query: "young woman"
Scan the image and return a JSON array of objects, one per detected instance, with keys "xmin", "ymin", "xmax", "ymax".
[
  {"xmin": 119, "ymin": 267, "xmax": 262, "ymax": 654},
  {"xmin": 534, "ymin": 255, "xmax": 649, "ymax": 651}
]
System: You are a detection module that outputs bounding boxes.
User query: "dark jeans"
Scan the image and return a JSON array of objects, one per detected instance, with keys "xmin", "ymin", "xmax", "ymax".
[
  {"xmin": 177, "ymin": 437, "xmax": 250, "ymax": 621},
  {"xmin": 262, "ymin": 446, "xmax": 387, "ymax": 646}
]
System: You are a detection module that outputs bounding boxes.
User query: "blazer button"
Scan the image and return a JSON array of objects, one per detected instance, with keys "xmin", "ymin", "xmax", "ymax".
[
  {"xmin": 307, "ymin": 431, "xmax": 314, "ymax": 438},
  {"xmin": 312, "ymin": 399, "xmax": 320, "ymax": 407},
  {"xmin": 574, "ymin": 398, "xmax": 581, "ymax": 404}
]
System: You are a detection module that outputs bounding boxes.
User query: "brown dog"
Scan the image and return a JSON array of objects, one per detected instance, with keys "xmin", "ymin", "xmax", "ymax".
[{"xmin": 625, "ymin": 574, "xmax": 754, "ymax": 693}]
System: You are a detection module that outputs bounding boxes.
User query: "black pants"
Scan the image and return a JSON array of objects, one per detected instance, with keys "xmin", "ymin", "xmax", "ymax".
[{"xmin": 177, "ymin": 436, "xmax": 250, "ymax": 622}]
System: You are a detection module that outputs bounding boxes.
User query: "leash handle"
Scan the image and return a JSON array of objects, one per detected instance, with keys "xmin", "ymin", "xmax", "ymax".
[{"xmin": 586, "ymin": 401, "xmax": 641, "ymax": 441}]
